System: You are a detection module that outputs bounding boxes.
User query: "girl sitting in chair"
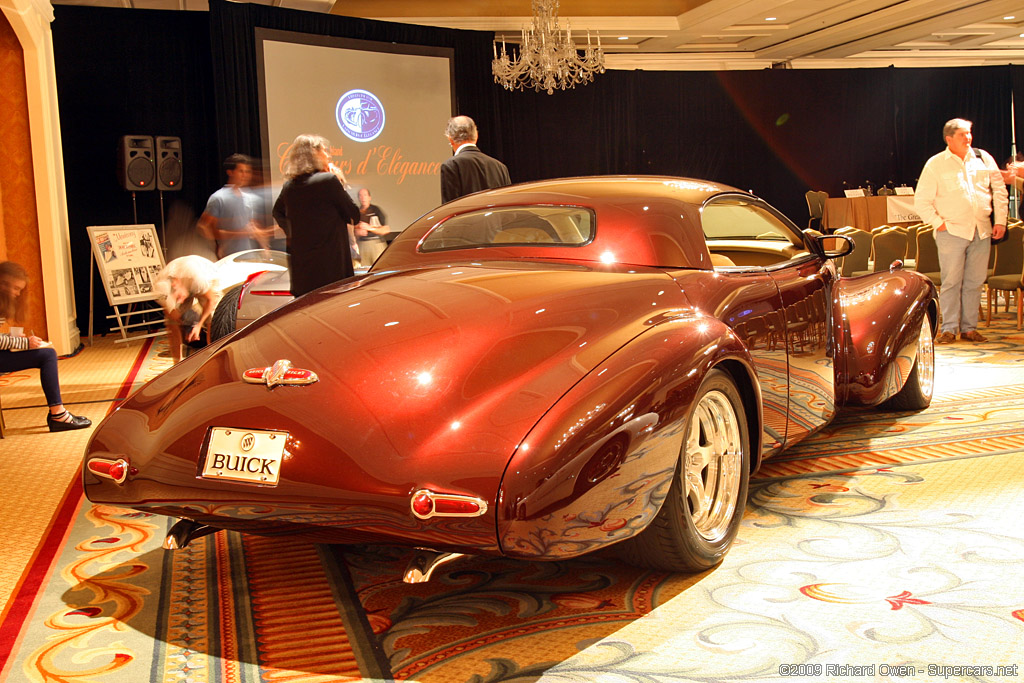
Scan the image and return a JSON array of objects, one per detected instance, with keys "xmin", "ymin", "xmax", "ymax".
[{"xmin": 0, "ymin": 261, "xmax": 91, "ymax": 432}]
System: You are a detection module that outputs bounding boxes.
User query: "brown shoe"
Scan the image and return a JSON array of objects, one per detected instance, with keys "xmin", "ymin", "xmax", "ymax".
[
  {"xmin": 934, "ymin": 331, "xmax": 956, "ymax": 344},
  {"xmin": 960, "ymin": 330, "xmax": 987, "ymax": 342}
]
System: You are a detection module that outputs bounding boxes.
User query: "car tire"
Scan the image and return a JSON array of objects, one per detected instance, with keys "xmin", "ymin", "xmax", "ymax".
[
  {"xmin": 616, "ymin": 368, "xmax": 749, "ymax": 572},
  {"xmin": 210, "ymin": 285, "xmax": 242, "ymax": 341},
  {"xmin": 882, "ymin": 315, "xmax": 935, "ymax": 411}
]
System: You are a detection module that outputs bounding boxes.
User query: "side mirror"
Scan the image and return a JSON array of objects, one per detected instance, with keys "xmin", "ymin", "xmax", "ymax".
[{"xmin": 815, "ymin": 233, "xmax": 854, "ymax": 259}]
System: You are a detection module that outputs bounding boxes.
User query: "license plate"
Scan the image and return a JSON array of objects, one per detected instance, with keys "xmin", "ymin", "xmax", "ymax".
[{"xmin": 201, "ymin": 428, "xmax": 287, "ymax": 486}]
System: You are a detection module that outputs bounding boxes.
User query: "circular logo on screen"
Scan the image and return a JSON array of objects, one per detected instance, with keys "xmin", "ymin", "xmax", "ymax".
[{"xmin": 336, "ymin": 89, "xmax": 385, "ymax": 142}]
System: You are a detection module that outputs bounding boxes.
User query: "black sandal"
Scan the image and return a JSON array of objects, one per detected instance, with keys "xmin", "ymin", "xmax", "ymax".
[{"xmin": 47, "ymin": 412, "xmax": 92, "ymax": 432}]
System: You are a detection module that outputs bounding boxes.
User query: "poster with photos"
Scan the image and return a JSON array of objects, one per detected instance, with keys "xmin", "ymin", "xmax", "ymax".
[{"xmin": 87, "ymin": 224, "xmax": 165, "ymax": 305}]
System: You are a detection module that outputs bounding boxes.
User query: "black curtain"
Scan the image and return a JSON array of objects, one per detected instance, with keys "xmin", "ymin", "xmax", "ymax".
[
  {"xmin": 714, "ymin": 69, "xmax": 899, "ymax": 208},
  {"xmin": 52, "ymin": 5, "xmax": 218, "ymax": 336},
  {"xmin": 489, "ymin": 70, "xmax": 640, "ymax": 181},
  {"xmin": 1012, "ymin": 65, "xmax": 1024, "ymax": 155},
  {"xmin": 51, "ymin": 2, "xmax": 1024, "ymax": 334},
  {"xmin": 636, "ymin": 70, "xmax": 848, "ymax": 221},
  {"xmin": 894, "ymin": 66, "xmax": 1014, "ymax": 182}
]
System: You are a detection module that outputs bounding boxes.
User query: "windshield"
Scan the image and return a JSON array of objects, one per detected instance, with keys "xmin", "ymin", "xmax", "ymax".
[{"xmin": 701, "ymin": 199, "xmax": 802, "ymax": 245}]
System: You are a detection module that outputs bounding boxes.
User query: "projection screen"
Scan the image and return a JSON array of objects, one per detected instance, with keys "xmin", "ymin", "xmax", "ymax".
[{"xmin": 257, "ymin": 28, "xmax": 455, "ymax": 235}]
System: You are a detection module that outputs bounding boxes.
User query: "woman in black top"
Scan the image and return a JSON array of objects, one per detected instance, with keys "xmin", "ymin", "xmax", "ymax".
[{"xmin": 273, "ymin": 134, "xmax": 360, "ymax": 297}]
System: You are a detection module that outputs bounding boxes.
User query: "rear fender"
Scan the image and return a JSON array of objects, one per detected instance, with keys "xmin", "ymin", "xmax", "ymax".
[
  {"xmin": 497, "ymin": 315, "xmax": 760, "ymax": 559},
  {"xmin": 837, "ymin": 270, "xmax": 937, "ymax": 406}
]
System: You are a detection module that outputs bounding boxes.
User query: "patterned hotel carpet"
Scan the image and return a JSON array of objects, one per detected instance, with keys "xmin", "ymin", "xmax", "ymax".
[{"xmin": 2, "ymin": 321, "xmax": 1024, "ymax": 682}]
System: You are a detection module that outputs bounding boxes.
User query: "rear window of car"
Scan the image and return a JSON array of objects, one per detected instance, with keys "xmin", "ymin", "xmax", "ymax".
[{"xmin": 420, "ymin": 206, "xmax": 595, "ymax": 252}]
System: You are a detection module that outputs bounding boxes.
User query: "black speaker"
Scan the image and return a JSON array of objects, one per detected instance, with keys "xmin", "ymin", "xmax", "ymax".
[
  {"xmin": 117, "ymin": 135, "xmax": 155, "ymax": 191},
  {"xmin": 156, "ymin": 136, "xmax": 183, "ymax": 191}
]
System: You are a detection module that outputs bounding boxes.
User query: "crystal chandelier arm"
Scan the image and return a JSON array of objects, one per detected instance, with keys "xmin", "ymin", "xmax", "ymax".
[{"xmin": 491, "ymin": 0, "xmax": 605, "ymax": 95}]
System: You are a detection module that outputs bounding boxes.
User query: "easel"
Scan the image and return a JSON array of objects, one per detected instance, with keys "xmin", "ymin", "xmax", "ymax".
[
  {"xmin": 86, "ymin": 224, "xmax": 167, "ymax": 346},
  {"xmin": 88, "ymin": 252, "xmax": 166, "ymax": 345}
]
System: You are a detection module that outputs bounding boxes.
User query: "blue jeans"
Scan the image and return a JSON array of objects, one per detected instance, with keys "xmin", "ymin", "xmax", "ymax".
[
  {"xmin": 934, "ymin": 229, "xmax": 989, "ymax": 334},
  {"xmin": 0, "ymin": 347, "xmax": 63, "ymax": 406}
]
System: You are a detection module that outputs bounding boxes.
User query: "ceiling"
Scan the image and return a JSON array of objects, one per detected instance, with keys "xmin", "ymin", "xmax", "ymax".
[{"xmin": 51, "ymin": 0, "xmax": 1024, "ymax": 69}]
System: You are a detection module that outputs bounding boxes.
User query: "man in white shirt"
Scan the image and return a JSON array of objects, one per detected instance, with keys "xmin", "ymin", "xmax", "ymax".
[
  {"xmin": 153, "ymin": 255, "xmax": 222, "ymax": 363},
  {"xmin": 915, "ymin": 118, "xmax": 1008, "ymax": 344}
]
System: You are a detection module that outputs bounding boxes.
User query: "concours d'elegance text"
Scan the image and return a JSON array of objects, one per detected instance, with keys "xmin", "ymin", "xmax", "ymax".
[{"xmin": 779, "ymin": 663, "xmax": 1020, "ymax": 677}]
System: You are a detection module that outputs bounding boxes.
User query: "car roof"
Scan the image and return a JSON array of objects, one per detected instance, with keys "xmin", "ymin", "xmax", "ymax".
[{"xmin": 374, "ymin": 176, "xmax": 751, "ymax": 272}]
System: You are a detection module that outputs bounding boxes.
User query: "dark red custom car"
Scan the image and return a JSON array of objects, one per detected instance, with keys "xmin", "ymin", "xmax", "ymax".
[{"xmin": 83, "ymin": 177, "xmax": 936, "ymax": 582}]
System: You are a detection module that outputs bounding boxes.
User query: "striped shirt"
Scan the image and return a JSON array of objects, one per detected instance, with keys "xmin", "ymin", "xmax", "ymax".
[{"xmin": 0, "ymin": 317, "xmax": 30, "ymax": 351}]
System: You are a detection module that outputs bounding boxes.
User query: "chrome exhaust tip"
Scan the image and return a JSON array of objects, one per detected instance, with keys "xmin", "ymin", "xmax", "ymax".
[
  {"xmin": 164, "ymin": 518, "xmax": 217, "ymax": 550},
  {"xmin": 403, "ymin": 549, "xmax": 465, "ymax": 583}
]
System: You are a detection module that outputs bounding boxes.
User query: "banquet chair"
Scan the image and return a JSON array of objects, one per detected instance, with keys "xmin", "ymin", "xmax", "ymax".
[
  {"xmin": 837, "ymin": 227, "xmax": 871, "ymax": 277},
  {"xmin": 869, "ymin": 225, "xmax": 901, "ymax": 261},
  {"xmin": 986, "ymin": 224, "xmax": 1024, "ymax": 326},
  {"xmin": 871, "ymin": 228, "xmax": 908, "ymax": 272},
  {"xmin": 914, "ymin": 228, "xmax": 942, "ymax": 287},
  {"xmin": 805, "ymin": 190, "xmax": 828, "ymax": 231},
  {"xmin": 904, "ymin": 224, "xmax": 919, "ymax": 262}
]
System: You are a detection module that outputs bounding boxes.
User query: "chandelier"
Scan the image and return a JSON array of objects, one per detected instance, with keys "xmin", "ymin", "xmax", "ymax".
[{"xmin": 491, "ymin": 0, "xmax": 605, "ymax": 95}]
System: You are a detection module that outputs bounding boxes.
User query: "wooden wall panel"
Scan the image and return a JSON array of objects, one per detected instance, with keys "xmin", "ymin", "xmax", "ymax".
[{"xmin": 0, "ymin": 12, "xmax": 46, "ymax": 337}]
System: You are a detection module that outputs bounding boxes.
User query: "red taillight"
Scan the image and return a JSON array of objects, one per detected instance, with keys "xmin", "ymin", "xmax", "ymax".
[
  {"xmin": 243, "ymin": 270, "xmax": 268, "ymax": 287},
  {"xmin": 108, "ymin": 460, "xmax": 127, "ymax": 481},
  {"xmin": 411, "ymin": 492, "xmax": 434, "ymax": 517},
  {"xmin": 409, "ymin": 489, "xmax": 488, "ymax": 520},
  {"xmin": 238, "ymin": 270, "xmax": 291, "ymax": 310},
  {"xmin": 87, "ymin": 458, "xmax": 134, "ymax": 484},
  {"xmin": 434, "ymin": 497, "xmax": 482, "ymax": 515},
  {"xmin": 238, "ymin": 270, "xmax": 269, "ymax": 310}
]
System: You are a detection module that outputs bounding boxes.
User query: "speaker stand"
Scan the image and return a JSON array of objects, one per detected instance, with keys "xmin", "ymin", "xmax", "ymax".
[{"xmin": 158, "ymin": 190, "xmax": 167, "ymax": 256}]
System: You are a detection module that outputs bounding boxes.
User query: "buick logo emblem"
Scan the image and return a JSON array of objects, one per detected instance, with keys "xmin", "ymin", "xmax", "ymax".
[
  {"xmin": 243, "ymin": 360, "xmax": 319, "ymax": 388},
  {"xmin": 240, "ymin": 433, "xmax": 256, "ymax": 452},
  {"xmin": 336, "ymin": 89, "xmax": 385, "ymax": 142}
]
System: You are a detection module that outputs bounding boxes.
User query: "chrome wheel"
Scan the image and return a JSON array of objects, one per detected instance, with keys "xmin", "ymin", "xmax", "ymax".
[
  {"xmin": 616, "ymin": 369, "xmax": 750, "ymax": 572},
  {"xmin": 916, "ymin": 320, "xmax": 935, "ymax": 402},
  {"xmin": 883, "ymin": 314, "xmax": 936, "ymax": 411},
  {"xmin": 683, "ymin": 389, "xmax": 743, "ymax": 543}
]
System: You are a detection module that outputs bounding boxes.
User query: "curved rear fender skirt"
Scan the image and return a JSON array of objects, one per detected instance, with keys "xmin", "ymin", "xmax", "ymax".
[
  {"xmin": 497, "ymin": 318, "xmax": 757, "ymax": 560},
  {"xmin": 837, "ymin": 271, "xmax": 937, "ymax": 407}
]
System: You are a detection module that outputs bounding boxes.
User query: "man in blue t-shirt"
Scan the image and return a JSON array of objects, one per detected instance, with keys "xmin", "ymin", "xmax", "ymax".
[{"xmin": 198, "ymin": 154, "xmax": 270, "ymax": 257}]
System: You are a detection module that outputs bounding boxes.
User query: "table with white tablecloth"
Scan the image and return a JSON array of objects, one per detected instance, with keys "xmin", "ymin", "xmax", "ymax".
[{"xmin": 823, "ymin": 195, "xmax": 921, "ymax": 231}]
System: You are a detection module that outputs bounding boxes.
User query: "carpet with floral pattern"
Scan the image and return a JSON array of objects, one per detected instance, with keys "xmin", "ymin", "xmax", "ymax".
[{"xmin": 2, "ymin": 321, "xmax": 1023, "ymax": 682}]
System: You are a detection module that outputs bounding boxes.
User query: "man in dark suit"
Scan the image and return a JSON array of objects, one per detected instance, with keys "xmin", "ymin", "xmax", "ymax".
[{"xmin": 441, "ymin": 116, "xmax": 511, "ymax": 203}]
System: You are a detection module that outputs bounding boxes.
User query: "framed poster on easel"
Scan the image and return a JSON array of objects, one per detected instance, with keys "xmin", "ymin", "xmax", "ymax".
[{"xmin": 86, "ymin": 224, "xmax": 167, "ymax": 344}]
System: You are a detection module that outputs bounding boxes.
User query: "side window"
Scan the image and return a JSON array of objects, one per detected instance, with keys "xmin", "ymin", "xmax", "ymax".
[{"xmin": 702, "ymin": 199, "xmax": 808, "ymax": 268}]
